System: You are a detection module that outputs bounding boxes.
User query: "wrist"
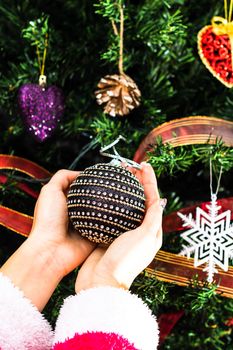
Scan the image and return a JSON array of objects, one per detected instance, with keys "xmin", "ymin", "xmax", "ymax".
[
  {"xmin": 1, "ymin": 235, "xmax": 63, "ymax": 311},
  {"xmin": 25, "ymin": 234, "xmax": 65, "ymax": 280},
  {"xmin": 75, "ymin": 265, "xmax": 129, "ymax": 293}
]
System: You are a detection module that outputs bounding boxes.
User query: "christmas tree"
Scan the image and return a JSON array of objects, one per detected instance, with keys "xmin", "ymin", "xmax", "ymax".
[{"xmin": 0, "ymin": 0, "xmax": 233, "ymax": 348}]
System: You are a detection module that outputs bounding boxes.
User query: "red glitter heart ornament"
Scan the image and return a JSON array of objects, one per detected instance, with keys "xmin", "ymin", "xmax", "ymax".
[{"xmin": 198, "ymin": 25, "xmax": 233, "ymax": 88}]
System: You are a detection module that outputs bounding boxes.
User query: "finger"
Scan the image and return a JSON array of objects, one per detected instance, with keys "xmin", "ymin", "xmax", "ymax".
[
  {"xmin": 139, "ymin": 162, "xmax": 160, "ymax": 209},
  {"xmin": 125, "ymin": 163, "xmax": 159, "ymax": 207},
  {"xmin": 125, "ymin": 165, "xmax": 142, "ymax": 182},
  {"xmin": 156, "ymin": 227, "xmax": 163, "ymax": 249},
  {"xmin": 48, "ymin": 169, "xmax": 80, "ymax": 191},
  {"xmin": 79, "ymin": 246, "xmax": 106, "ymax": 272},
  {"xmin": 141, "ymin": 199, "xmax": 163, "ymax": 233},
  {"xmin": 85, "ymin": 246, "xmax": 106, "ymax": 264},
  {"xmin": 123, "ymin": 164, "xmax": 137, "ymax": 176}
]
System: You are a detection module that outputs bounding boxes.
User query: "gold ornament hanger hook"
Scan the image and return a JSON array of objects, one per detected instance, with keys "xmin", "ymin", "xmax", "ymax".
[
  {"xmin": 100, "ymin": 135, "xmax": 142, "ymax": 169},
  {"xmin": 39, "ymin": 75, "xmax": 47, "ymax": 87}
]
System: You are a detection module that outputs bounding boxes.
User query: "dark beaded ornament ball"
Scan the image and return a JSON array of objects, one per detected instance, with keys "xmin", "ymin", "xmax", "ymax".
[{"xmin": 67, "ymin": 163, "xmax": 145, "ymax": 244}]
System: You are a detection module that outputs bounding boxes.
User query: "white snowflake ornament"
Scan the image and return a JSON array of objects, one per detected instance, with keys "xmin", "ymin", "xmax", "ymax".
[{"xmin": 178, "ymin": 194, "xmax": 233, "ymax": 283}]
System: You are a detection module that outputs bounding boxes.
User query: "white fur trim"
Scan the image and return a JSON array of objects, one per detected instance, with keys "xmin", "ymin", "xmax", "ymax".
[
  {"xmin": 54, "ymin": 286, "xmax": 159, "ymax": 350},
  {"xmin": 0, "ymin": 272, "xmax": 53, "ymax": 350}
]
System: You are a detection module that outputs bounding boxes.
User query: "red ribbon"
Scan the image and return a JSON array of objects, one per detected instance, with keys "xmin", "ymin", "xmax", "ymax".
[
  {"xmin": 0, "ymin": 154, "xmax": 51, "ymax": 179},
  {"xmin": 0, "ymin": 154, "xmax": 52, "ymax": 236},
  {"xmin": 0, "ymin": 206, "xmax": 33, "ymax": 237},
  {"xmin": 158, "ymin": 311, "xmax": 184, "ymax": 345},
  {"xmin": 0, "ymin": 174, "xmax": 39, "ymax": 199}
]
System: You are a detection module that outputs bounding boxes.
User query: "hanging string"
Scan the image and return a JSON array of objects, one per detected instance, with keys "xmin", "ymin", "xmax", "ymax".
[
  {"xmin": 36, "ymin": 44, "xmax": 42, "ymax": 73},
  {"xmin": 209, "ymin": 158, "xmax": 223, "ymax": 197},
  {"xmin": 41, "ymin": 33, "xmax": 48, "ymax": 76},
  {"xmin": 118, "ymin": 5, "xmax": 124, "ymax": 75},
  {"xmin": 225, "ymin": 0, "xmax": 228, "ymax": 20},
  {"xmin": 111, "ymin": 4, "xmax": 124, "ymax": 75},
  {"xmin": 229, "ymin": 0, "xmax": 233, "ymax": 21},
  {"xmin": 36, "ymin": 33, "xmax": 48, "ymax": 76},
  {"xmin": 224, "ymin": 0, "xmax": 233, "ymax": 21}
]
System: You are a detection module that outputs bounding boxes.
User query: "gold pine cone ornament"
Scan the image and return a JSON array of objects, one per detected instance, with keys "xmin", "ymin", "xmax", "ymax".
[{"xmin": 95, "ymin": 74, "xmax": 141, "ymax": 117}]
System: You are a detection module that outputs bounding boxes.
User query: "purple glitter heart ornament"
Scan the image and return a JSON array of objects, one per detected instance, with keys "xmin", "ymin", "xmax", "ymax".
[{"xmin": 18, "ymin": 79, "xmax": 64, "ymax": 142}]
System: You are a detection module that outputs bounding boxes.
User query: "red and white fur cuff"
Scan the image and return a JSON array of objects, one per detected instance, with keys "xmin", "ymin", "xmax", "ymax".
[{"xmin": 53, "ymin": 286, "xmax": 159, "ymax": 350}]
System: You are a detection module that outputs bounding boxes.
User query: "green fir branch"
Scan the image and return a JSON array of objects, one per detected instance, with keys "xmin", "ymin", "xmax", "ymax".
[
  {"xmin": 94, "ymin": 0, "xmax": 123, "ymax": 22},
  {"xmin": 90, "ymin": 113, "xmax": 129, "ymax": 146},
  {"xmin": 182, "ymin": 276, "xmax": 219, "ymax": 314},
  {"xmin": 195, "ymin": 139, "xmax": 233, "ymax": 173},
  {"xmin": 22, "ymin": 15, "xmax": 49, "ymax": 51},
  {"xmin": 131, "ymin": 271, "xmax": 172, "ymax": 314},
  {"xmin": 148, "ymin": 138, "xmax": 233, "ymax": 177},
  {"xmin": 135, "ymin": 1, "xmax": 187, "ymax": 56},
  {"xmin": 148, "ymin": 137, "xmax": 194, "ymax": 176}
]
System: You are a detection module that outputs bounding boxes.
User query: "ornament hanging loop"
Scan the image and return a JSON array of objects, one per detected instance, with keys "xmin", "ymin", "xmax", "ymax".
[
  {"xmin": 100, "ymin": 135, "xmax": 142, "ymax": 169},
  {"xmin": 36, "ymin": 32, "xmax": 49, "ymax": 85},
  {"xmin": 209, "ymin": 158, "xmax": 223, "ymax": 200}
]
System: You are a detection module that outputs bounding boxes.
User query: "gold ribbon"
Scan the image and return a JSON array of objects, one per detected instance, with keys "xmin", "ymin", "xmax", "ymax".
[{"xmin": 212, "ymin": 16, "xmax": 233, "ymax": 69}]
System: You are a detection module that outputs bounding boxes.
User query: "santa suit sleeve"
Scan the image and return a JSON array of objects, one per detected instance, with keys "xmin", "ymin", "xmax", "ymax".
[
  {"xmin": 53, "ymin": 286, "xmax": 159, "ymax": 350},
  {"xmin": 0, "ymin": 272, "xmax": 53, "ymax": 350}
]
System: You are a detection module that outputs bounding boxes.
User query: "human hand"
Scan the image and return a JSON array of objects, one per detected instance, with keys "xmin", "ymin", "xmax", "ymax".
[
  {"xmin": 75, "ymin": 162, "xmax": 163, "ymax": 292},
  {"xmin": 29, "ymin": 169, "xmax": 96, "ymax": 278},
  {"xmin": 1, "ymin": 170, "xmax": 95, "ymax": 311}
]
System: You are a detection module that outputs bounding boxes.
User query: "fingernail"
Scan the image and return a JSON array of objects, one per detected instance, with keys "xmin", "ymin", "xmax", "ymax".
[{"xmin": 159, "ymin": 198, "xmax": 167, "ymax": 210}]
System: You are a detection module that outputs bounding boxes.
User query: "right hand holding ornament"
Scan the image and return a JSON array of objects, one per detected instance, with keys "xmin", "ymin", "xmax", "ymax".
[{"xmin": 75, "ymin": 162, "xmax": 164, "ymax": 292}]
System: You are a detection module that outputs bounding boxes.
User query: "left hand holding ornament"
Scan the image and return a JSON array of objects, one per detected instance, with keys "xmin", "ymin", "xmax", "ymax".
[{"xmin": 18, "ymin": 22, "xmax": 64, "ymax": 142}]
